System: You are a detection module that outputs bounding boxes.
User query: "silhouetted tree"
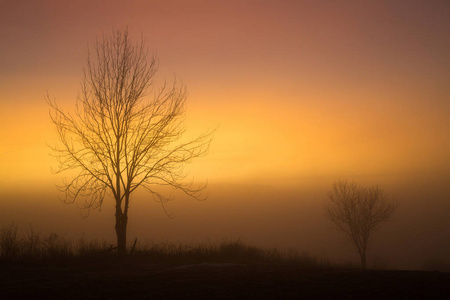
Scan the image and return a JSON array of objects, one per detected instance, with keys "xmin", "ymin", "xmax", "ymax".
[
  {"xmin": 325, "ymin": 180, "xmax": 398, "ymax": 270},
  {"xmin": 47, "ymin": 29, "xmax": 212, "ymax": 256}
]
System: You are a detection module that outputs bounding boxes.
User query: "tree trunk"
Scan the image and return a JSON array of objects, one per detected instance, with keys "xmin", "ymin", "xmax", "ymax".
[
  {"xmin": 115, "ymin": 205, "xmax": 128, "ymax": 256},
  {"xmin": 360, "ymin": 249, "xmax": 367, "ymax": 270}
]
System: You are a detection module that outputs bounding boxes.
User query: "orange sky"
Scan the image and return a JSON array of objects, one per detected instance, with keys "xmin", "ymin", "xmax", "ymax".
[{"xmin": 1, "ymin": 1, "xmax": 449, "ymax": 268}]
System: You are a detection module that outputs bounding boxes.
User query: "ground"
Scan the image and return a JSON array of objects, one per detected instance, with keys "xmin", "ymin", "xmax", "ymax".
[{"xmin": 1, "ymin": 261, "xmax": 449, "ymax": 299}]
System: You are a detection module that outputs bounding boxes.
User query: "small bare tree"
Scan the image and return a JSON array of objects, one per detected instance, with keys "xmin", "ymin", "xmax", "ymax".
[
  {"xmin": 47, "ymin": 29, "xmax": 212, "ymax": 256},
  {"xmin": 325, "ymin": 180, "xmax": 398, "ymax": 269}
]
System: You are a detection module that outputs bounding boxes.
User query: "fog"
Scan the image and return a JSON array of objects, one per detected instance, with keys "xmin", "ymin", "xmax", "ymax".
[
  {"xmin": 1, "ymin": 0, "xmax": 449, "ymax": 273},
  {"xmin": 1, "ymin": 173, "xmax": 449, "ymax": 271}
]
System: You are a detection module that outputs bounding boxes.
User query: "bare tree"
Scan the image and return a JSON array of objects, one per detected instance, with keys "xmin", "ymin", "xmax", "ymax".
[
  {"xmin": 47, "ymin": 29, "xmax": 212, "ymax": 256},
  {"xmin": 325, "ymin": 180, "xmax": 398, "ymax": 269}
]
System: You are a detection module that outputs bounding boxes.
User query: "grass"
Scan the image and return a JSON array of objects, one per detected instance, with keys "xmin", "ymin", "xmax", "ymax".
[
  {"xmin": 0, "ymin": 224, "xmax": 343, "ymax": 269},
  {"xmin": 133, "ymin": 239, "xmax": 333, "ymax": 268},
  {"xmin": 0, "ymin": 224, "xmax": 114, "ymax": 264}
]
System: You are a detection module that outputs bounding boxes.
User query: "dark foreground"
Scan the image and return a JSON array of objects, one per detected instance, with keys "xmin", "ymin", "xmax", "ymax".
[{"xmin": 1, "ymin": 261, "xmax": 449, "ymax": 299}]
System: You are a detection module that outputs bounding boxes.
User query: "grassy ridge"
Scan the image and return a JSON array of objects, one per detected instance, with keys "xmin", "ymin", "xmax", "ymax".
[
  {"xmin": 0, "ymin": 224, "xmax": 340, "ymax": 269},
  {"xmin": 0, "ymin": 224, "xmax": 112, "ymax": 264}
]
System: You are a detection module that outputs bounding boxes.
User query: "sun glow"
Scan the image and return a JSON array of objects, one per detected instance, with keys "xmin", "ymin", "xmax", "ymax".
[{"xmin": 1, "ymin": 88, "xmax": 448, "ymax": 192}]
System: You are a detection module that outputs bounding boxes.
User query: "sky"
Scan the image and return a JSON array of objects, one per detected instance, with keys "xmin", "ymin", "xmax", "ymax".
[{"xmin": 1, "ymin": 0, "xmax": 449, "ymax": 269}]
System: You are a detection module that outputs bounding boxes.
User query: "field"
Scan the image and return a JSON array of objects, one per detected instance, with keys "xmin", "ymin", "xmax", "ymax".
[
  {"xmin": 1, "ymin": 226, "xmax": 449, "ymax": 299},
  {"xmin": 2, "ymin": 260, "xmax": 450, "ymax": 299}
]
